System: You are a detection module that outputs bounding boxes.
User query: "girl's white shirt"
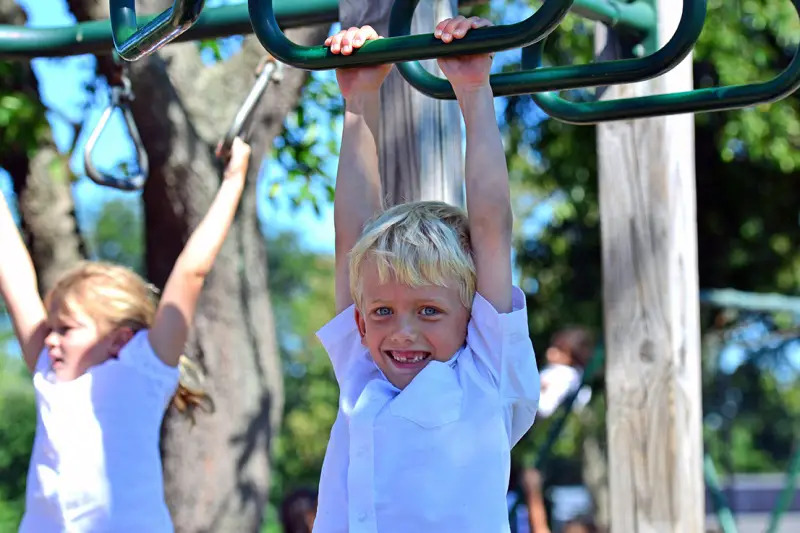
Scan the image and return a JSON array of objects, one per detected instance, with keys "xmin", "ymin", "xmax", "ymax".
[
  {"xmin": 19, "ymin": 330, "xmax": 179, "ymax": 533},
  {"xmin": 313, "ymin": 287, "xmax": 540, "ymax": 533}
]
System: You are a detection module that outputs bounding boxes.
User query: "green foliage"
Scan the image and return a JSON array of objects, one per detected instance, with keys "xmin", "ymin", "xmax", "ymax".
[
  {"xmin": 87, "ymin": 198, "xmax": 144, "ymax": 274},
  {"xmin": 270, "ymin": 72, "xmax": 342, "ymax": 215},
  {"xmin": 263, "ymin": 232, "xmax": 337, "ymax": 529},
  {"xmin": 0, "ymin": 62, "xmax": 49, "ymax": 158},
  {"xmin": 500, "ymin": 1, "xmax": 800, "ymax": 477},
  {"xmin": 0, "ymin": 344, "xmax": 36, "ymax": 530}
]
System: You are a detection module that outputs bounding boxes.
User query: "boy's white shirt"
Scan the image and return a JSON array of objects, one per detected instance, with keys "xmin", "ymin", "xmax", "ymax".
[
  {"xmin": 537, "ymin": 363, "xmax": 591, "ymax": 418},
  {"xmin": 314, "ymin": 286, "xmax": 540, "ymax": 533},
  {"xmin": 20, "ymin": 330, "xmax": 179, "ymax": 533}
]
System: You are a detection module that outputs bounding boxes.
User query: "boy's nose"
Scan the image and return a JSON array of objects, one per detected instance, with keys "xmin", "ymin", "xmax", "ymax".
[{"xmin": 389, "ymin": 319, "xmax": 417, "ymax": 343}]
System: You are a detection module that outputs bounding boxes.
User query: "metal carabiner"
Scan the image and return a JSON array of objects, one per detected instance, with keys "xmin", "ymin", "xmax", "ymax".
[
  {"xmin": 83, "ymin": 68, "xmax": 149, "ymax": 190},
  {"xmin": 217, "ymin": 55, "xmax": 284, "ymax": 161}
]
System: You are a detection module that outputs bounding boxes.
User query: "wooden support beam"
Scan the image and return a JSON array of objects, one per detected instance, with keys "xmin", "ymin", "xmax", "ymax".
[
  {"xmin": 339, "ymin": 0, "xmax": 464, "ymax": 207},
  {"xmin": 596, "ymin": 1, "xmax": 705, "ymax": 531}
]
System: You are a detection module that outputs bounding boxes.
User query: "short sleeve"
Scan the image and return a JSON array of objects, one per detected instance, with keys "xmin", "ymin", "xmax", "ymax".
[
  {"xmin": 118, "ymin": 330, "xmax": 179, "ymax": 392},
  {"xmin": 466, "ymin": 286, "xmax": 540, "ymax": 444},
  {"xmin": 316, "ymin": 305, "xmax": 375, "ymax": 387}
]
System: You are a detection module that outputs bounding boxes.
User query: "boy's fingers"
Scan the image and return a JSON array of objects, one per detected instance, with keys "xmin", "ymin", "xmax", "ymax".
[
  {"xmin": 341, "ymin": 26, "xmax": 360, "ymax": 54},
  {"xmin": 469, "ymin": 16, "xmax": 492, "ymax": 29},
  {"xmin": 353, "ymin": 24, "xmax": 378, "ymax": 46},
  {"xmin": 434, "ymin": 19, "xmax": 450, "ymax": 38}
]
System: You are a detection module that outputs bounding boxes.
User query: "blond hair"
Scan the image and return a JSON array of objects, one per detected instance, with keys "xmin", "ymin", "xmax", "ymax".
[
  {"xmin": 45, "ymin": 261, "xmax": 212, "ymax": 422},
  {"xmin": 349, "ymin": 201, "xmax": 476, "ymax": 309},
  {"xmin": 45, "ymin": 261, "xmax": 156, "ymax": 335}
]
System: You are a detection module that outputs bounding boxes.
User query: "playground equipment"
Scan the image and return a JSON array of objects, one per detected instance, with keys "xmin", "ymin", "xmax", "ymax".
[
  {"xmin": 82, "ymin": 61, "xmax": 148, "ymax": 190},
  {"xmin": 217, "ymin": 55, "xmax": 285, "ymax": 162},
  {"xmin": 0, "ymin": 2, "xmax": 797, "ymax": 531}
]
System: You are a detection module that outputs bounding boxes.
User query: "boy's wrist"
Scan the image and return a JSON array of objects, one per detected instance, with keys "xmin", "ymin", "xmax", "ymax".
[{"xmin": 345, "ymin": 90, "xmax": 381, "ymax": 113}]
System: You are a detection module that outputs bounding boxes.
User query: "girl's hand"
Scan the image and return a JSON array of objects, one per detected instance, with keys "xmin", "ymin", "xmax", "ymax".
[
  {"xmin": 435, "ymin": 16, "xmax": 494, "ymax": 93},
  {"xmin": 326, "ymin": 26, "xmax": 393, "ymax": 100},
  {"xmin": 218, "ymin": 137, "xmax": 251, "ymax": 183}
]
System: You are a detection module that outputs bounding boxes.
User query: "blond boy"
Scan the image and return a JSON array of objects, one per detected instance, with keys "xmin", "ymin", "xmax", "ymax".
[{"xmin": 314, "ymin": 18, "xmax": 540, "ymax": 533}]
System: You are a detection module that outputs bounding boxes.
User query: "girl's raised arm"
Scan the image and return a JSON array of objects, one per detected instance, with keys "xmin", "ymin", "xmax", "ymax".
[
  {"xmin": 148, "ymin": 138, "xmax": 250, "ymax": 367},
  {"xmin": 0, "ymin": 193, "xmax": 48, "ymax": 372}
]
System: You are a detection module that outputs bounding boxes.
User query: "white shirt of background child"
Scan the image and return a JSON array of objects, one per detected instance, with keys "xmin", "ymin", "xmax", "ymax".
[
  {"xmin": 313, "ymin": 286, "xmax": 540, "ymax": 533},
  {"xmin": 19, "ymin": 330, "xmax": 179, "ymax": 533},
  {"xmin": 537, "ymin": 363, "xmax": 591, "ymax": 418}
]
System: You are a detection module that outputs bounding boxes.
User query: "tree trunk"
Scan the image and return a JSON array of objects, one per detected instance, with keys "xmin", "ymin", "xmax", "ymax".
[
  {"xmin": 66, "ymin": 1, "xmax": 330, "ymax": 530},
  {"xmin": 339, "ymin": 0, "xmax": 464, "ymax": 207},
  {"xmin": 0, "ymin": 0, "xmax": 85, "ymax": 293}
]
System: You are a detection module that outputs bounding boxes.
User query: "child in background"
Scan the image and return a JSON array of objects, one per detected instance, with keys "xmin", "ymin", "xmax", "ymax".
[
  {"xmin": 313, "ymin": 17, "xmax": 540, "ymax": 532},
  {"xmin": 537, "ymin": 327, "xmax": 595, "ymax": 418},
  {"xmin": 0, "ymin": 138, "xmax": 252, "ymax": 532}
]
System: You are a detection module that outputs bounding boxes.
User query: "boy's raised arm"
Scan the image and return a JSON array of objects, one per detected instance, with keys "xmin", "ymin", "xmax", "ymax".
[
  {"xmin": 328, "ymin": 26, "xmax": 392, "ymax": 312},
  {"xmin": 0, "ymin": 193, "xmax": 48, "ymax": 372},
  {"xmin": 437, "ymin": 16, "xmax": 513, "ymax": 313}
]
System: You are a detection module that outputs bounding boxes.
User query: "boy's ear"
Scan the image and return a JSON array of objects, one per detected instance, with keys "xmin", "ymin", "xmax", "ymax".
[
  {"xmin": 354, "ymin": 307, "xmax": 367, "ymax": 346},
  {"xmin": 109, "ymin": 326, "xmax": 135, "ymax": 356}
]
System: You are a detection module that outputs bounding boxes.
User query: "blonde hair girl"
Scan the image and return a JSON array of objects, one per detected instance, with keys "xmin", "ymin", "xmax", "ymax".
[{"xmin": 0, "ymin": 138, "xmax": 251, "ymax": 532}]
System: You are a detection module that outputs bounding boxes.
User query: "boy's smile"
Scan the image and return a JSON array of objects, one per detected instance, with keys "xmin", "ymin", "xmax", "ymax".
[{"xmin": 355, "ymin": 260, "xmax": 470, "ymax": 389}]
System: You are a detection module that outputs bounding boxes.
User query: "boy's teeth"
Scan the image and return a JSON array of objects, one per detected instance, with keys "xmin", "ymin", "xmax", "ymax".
[{"xmin": 390, "ymin": 351, "xmax": 426, "ymax": 363}]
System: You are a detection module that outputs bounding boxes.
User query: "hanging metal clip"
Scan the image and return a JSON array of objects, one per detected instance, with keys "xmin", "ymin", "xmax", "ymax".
[
  {"xmin": 83, "ymin": 65, "xmax": 149, "ymax": 190},
  {"xmin": 218, "ymin": 55, "xmax": 284, "ymax": 161}
]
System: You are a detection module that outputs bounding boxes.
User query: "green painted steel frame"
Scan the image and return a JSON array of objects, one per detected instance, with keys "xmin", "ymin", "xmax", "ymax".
[
  {"xmin": 392, "ymin": 0, "xmax": 702, "ymax": 99},
  {"xmin": 0, "ymin": 2, "xmax": 339, "ymax": 59},
  {"xmin": 110, "ymin": 0, "xmax": 205, "ymax": 61},
  {"xmin": 528, "ymin": 0, "xmax": 800, "ymax": 123},
  {"xmin": 247, "ymin": 0, "xmax": 575, "ymax": 70}
]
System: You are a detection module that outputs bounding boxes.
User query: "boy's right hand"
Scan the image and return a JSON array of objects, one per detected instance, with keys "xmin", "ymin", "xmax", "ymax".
[{"xmin": 326, "ymin": 26, "xmax": 392, "ymax": 100}]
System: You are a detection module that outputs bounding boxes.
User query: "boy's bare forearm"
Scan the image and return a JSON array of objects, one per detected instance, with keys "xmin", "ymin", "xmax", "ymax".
[
  {"xmin": 334, "ymin": 90, "xmax": 384, "ymax": 311},
  {"xmin": 458, "ymin": 85, "xmax": 513, "ymax": 312}
]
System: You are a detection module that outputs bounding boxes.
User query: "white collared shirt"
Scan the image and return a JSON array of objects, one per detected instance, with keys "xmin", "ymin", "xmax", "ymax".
[
  {"xmin": 314, "ymin": 287, "xmax": 540, "ymax": 533},
  {"xmin": 20, "ymin": 330, "xmax": 178, "ymax": 533}
]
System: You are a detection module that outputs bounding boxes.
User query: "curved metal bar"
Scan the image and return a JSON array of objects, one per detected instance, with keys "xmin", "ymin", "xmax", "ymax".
[
  {"xmin": 528, "ymin": 0, "xmax": 800, "ymax": 124},
  {"xmin": 218, "ymin": 57, "xmax": 284, "ymax": 161},
  {"xmin": 247, "ymin": 0, "xmax": 575, "ymax": 70},
  {"xmin": 0, "ymin": 3, "xmax": 339, "ymax": 60},
  {"xmin": 84, "ymin": 80, "xmax": 149, "ymax": 191},
  {"xmin": 394, "ymin": 0, "xmax": 704, "ymax": 99},
  {"xmin": 111, "ymin": 0, "xmax": 205, "ymax": 61}
]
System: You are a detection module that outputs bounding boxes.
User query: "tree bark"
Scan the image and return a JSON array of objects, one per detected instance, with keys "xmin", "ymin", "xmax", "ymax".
[
  {"xmin": 339, "ymin": 0, "xmax": 464, "ymax": 207},
  {"xmin": 66, "ymin": 1, "xmax": 330, "ymax": 530},
  {"xmin": 0, "ymin": 0, "xmax": 85, "ymax": 293}
]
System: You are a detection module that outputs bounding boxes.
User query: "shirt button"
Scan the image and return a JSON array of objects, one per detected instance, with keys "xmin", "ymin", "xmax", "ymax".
[
  {"xmin": 357, "ymin": 445, "xmax": 367, "ymax": 455},
  {"xmin": 358, "ymin": 512, "xmax": 368, "ymax": 521}
]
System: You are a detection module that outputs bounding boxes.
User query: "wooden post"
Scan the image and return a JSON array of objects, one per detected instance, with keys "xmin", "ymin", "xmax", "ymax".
[
  {"xmin": 596, "ymin": 1, "xmax": 705, "ymax": 531},
  {"xmin": 339, "ymin": 0, "xmax": 464, "ymax": 207}
]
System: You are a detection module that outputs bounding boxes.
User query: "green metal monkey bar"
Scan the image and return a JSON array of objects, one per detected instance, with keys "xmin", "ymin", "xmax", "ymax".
[
  {"xmin": 526, "ymin": 0, "xmax": 800, "ymax": 123},
  {"xmin": 247, "ymin": 0, "xmax": 575, "ymax": 70},
  {"xmin": 0, "ymin": 1, "xmax": 339, "ymax": 59},
  {"xmin": 110, "ymin": 0, "xmax": 205, "ymax": 60},
  {"xmin": 391, "ymin": 0, "xmax": 701, "ymax": 99}
]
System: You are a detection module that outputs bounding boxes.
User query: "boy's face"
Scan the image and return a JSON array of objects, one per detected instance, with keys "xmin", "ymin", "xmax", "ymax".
[{"xmin": 355, "ymin": 261, "xmax": 470, "ymax": 390}]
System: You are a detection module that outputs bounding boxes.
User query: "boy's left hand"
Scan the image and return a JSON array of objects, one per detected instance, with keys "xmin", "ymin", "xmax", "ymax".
[
  {"xmin": 435, "ymin": 16, "xmax": 493, "ymax": 92},
  {"xmin": 217, "ymin": 137, "xmax": 251, "ymax": 183}
]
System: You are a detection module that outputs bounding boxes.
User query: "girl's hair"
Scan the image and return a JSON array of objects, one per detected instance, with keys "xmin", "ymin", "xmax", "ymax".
[
  {"xmin": 45, "ymin": 261, "xmax": 212, "ymax": 420},
  {"xmin": 349, "ymin": 201, "xmax": 476, "ymax": 309},
  {"xmin": 45, "ymin": 261, "xmax": 157, "ymax": 335}
]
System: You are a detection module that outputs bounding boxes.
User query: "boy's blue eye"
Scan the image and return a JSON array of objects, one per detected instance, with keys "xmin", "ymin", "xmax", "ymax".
[
  {"xmin": 420, "ymin": 306, "xmax": 439, "ymax": 316},
  {"xmin": 374, "ymin": 307, "xmax": 392, "ymax": 316}
]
